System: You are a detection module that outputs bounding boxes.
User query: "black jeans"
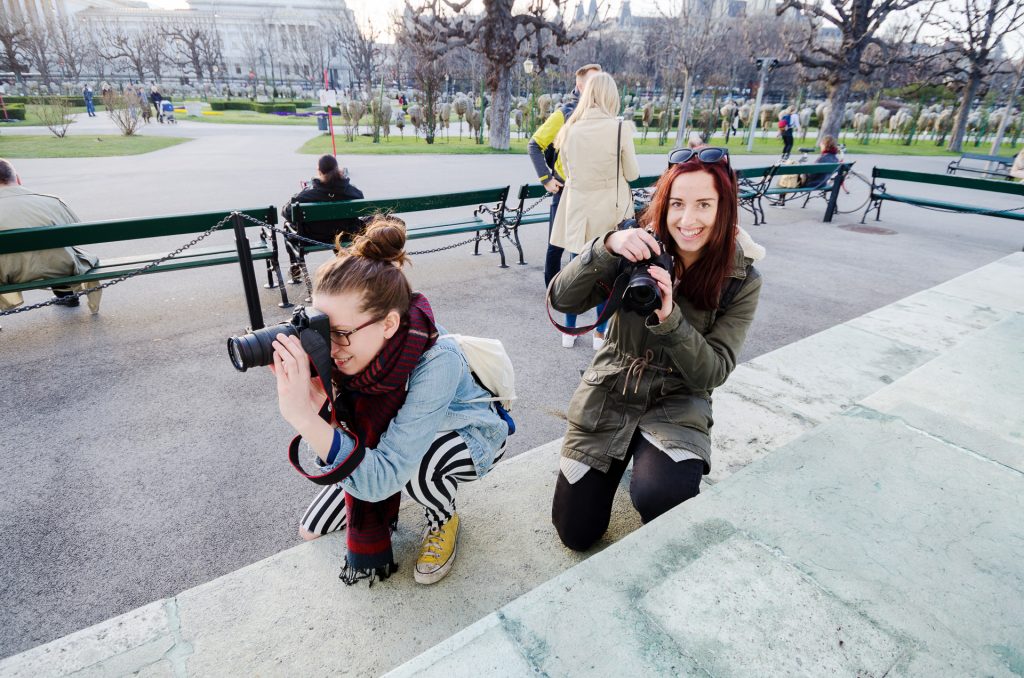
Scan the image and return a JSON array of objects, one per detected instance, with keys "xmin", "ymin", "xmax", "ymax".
[
  {"xmin": 552, "ymin": 430, "xmax": 704, "ymax": 551},
  {"xmin": 781, "ymin": 130, "xmax": 794, "ymax": 157},
  {"xmin": 544, "ymin": 190, "xmax": 564, "ymax": 288}
]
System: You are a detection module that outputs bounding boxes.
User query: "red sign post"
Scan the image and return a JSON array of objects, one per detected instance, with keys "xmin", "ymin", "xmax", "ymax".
[{"xmin": 323, "ymin": 68, "xmax": 337, "ymax": 157}]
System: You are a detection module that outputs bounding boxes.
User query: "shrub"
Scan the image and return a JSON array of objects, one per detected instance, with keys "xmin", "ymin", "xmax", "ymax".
[
  {"xmin": 1, "ymin": 103, "xmax": 26, "ymax": 120},
  {"xmin": 253, "ymin": 102, "xmax": 296, "ymax": 114},
  {"xmin": 210, "ymin": 99, "xmax": 256, "ymax": 111}
]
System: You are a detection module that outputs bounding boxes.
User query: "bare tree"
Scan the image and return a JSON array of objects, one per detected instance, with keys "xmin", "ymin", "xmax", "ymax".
[
  {"xmin": 656, "ymin": 0, "xmax": 728, "ymax": 147},
  {"xmin": 51, "ymin": 17, "xmax": 88, "ymax": 82},
  {"xmin": 290, "ymin": 24, "xmax": 331, "ymax": 89},
  {"xmin": 99, "ymin": 23, "xmax": 152, "ymax": 82},
  {"xmin": 776, "ymin": 0, "xmax": 928, "ymax": 140},
  {"xmin": 0, "ymin": 13, "xmax": 30, "ymax": 83},
  {"xmin": 108, "ymin": 88, "xmax": 146, "ymax": 136},
  {"xmin": 924, "ymin": 0, "xmax": 1024, "ymax": 152},
  {"xmin": 166, "ymin": 17, "xmax": 222, "ymax": 84},
  {"xmin": 336, "ymin": 17, "xmax": 384, "ymax": 94},
  {"xmin": 37, "ymin": 95, "xmax": 74, "ymax": 137},
  {"xmin": 395, "ymin": 11, "xmax": 449, "ymax": 143},
  {"xmin": 23, "ymin": 20, "xmax": 55, "ymax": 86},
  {"xmin": 404, "ymin": 0, "xmax": 594, "ymax": 150}
]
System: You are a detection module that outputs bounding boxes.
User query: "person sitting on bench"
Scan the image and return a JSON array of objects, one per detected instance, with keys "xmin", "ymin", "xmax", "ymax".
[
  {"xmin": 1011, "ymin": 149, "xmax": 1024, "ymax": 182},
  {"xmin": 800, "ymin": 135, "xmax": 840, "ymax": 189},
  {"xmin": 0, "ymin": 158, "xmax": 100, "ymax": 312},
  {"xmin": 282, "ymin": 154, "xmax": 365, "ymax": 282}
]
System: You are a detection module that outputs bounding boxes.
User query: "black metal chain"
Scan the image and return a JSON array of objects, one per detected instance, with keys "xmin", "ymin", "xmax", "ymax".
[{"xmin": 0, "ymin": 213, "xmax": 235, "ymax": 317}]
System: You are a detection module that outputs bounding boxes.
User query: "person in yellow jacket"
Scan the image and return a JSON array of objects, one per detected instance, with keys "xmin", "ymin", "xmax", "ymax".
[
  {"xmin": 0, "ymin": 159, "xmax": 101, "ymax": 313},
  {"xmin": 527, "ymin": 63, "xmax": 602, "ymax": 288}
]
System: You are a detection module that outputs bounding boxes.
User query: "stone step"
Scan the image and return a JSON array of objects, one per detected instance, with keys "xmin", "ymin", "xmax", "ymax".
[
  {"xmin": 3, "ymin": 253, "xmax": 1019, "ymax": 677},
  {"xmin": 389, "ymin": 311, "xmax": 1024, "ymax": 677}
]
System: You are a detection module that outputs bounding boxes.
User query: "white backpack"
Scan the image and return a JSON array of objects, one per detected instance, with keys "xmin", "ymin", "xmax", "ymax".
[{"xmin": 440, "ymin": 334, "xmax": 517, "ymax": 411}]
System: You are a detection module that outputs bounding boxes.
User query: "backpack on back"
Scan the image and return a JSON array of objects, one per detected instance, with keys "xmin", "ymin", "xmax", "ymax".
[
  {"xmin": 778, "ymin": 117, "xmax": 788, "ymax": 130},
  {"xmin": 440, "ymin": 334, "xmax": 517, "ymax": 411}
]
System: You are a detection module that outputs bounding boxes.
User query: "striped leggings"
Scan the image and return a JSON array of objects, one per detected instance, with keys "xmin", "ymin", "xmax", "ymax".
[{"xmin": 301, "ymin": 430, "xmax": 505, "ymax": 535}]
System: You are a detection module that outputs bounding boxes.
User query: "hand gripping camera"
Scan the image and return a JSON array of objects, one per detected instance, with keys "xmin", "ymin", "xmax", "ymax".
[
  {"xmin": 227, "ymin": 306, "xmax": 331, "ymax": 372},
  {"xmin": 618, "ymin": 219, "xmax": 674, "ymax": 317}
]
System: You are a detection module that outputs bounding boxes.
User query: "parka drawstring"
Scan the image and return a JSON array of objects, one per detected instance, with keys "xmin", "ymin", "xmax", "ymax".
[{"xmin": 623, "ymin": 349, "xmax": 655, "ymax": 395}]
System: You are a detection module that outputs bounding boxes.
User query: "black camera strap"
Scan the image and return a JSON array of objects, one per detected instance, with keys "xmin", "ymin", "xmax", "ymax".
[
  {"xmin": 545, "ymin": 271, "xmax": 631, "ymax": 336},
  {"xmin": 287, "ymin": 329, "xmax": 367, "ymax": 485}
]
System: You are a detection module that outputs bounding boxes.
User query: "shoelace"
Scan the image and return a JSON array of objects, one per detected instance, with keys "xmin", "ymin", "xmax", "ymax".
[
  {"xmin": 623, "ymin": 349, "xmax": 655, "ymax": 395},
  {"xmin": 421, "ymin": 529, "xmax": 446, "ymax": 561}
]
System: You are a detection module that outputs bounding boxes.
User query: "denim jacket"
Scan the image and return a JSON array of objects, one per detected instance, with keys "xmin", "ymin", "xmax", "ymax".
[{"xmin": 317, "ymin": 327, "xmax": 509, "ymax": 502}]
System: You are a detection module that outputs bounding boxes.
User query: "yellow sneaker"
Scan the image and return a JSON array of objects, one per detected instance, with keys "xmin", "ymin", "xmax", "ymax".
[{"xmin": 414, "ymin": 513, "xmax": 460, "ymax": 585}]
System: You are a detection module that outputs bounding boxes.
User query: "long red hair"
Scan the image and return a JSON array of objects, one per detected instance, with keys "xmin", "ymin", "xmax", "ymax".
[{"xmin": 641, "ymin": 160, "xmax": 738, "ymax": 311}]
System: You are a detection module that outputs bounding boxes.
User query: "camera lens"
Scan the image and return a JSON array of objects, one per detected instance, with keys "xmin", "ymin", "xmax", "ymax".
[
  {"xmin": 624, "ymin": 273, "xmax": 661, "ymax": 316},
  {"xmin": 226, "ymin": 323, "xmax": 297, "ymax": 372}
]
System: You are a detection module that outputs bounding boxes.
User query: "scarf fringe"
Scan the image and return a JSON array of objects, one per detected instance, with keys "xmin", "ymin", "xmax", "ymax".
[{"xmin": 339, "ymin": 557, "xmax": 398, "ymax": 587}]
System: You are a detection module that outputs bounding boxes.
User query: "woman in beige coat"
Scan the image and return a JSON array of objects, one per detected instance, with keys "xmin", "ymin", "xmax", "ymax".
[{"xmin": 549, "ymin": 72, "xmax": 639, "ymax": 349}]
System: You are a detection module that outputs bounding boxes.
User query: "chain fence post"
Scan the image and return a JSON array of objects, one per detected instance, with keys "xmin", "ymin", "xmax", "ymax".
[{"xmin": 232, "ymin": 212, "xmax": 265, "ymax": 330}]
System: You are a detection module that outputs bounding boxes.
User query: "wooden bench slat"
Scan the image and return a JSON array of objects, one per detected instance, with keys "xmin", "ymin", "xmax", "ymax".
[
  {"xmin": 295, "ymin": 186, "xmax": 508, "ymax": 222},
  {"xmin": 875, "ymin": 168, "xmax": 1024, "ymax": 195},
  {"xmin": 0, "ymin": 207, "xmax": 277, "ymax": 255}
]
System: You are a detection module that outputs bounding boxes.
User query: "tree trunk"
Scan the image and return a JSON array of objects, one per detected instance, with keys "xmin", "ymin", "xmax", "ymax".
[
  {"xmin": 948, "ymin": 69, "xmax": 983, "ymax": 153},
  {"xmin": 488, "ymin": 64, "xmax": 511, "ymax": 150},
  {"xmin": 821, "ymin": 75, "xmax": 854, "ymax": 141},
  {"xmin": 673, "ymin": 71, "xmax": 694, "ymax": 148}
]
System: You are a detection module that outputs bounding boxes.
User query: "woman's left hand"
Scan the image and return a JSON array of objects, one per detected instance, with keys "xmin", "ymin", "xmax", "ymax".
[
  {"xmin": 269, "ymin": 333, "xmax": 326, "ymax": 431},
  {"xmin": 647, "ymin": 265, "xmax": 674, "ymax": 324}
]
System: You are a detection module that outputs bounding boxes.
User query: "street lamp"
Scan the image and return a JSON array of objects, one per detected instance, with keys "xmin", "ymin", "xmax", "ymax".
[
  {"xmin": 748, "ymin": 56, "xmax": 778, "ymax": 152},
  {"xmin": 523, "ymin": 59, "xmax": 535, "ymax": 134}
]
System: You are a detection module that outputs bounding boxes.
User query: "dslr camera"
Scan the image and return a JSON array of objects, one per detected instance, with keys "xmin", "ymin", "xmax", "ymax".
[
  {"xmin": 227, "ymin": 306, "xmax": 330, "ymax": 372},
  {"xmin": 617, "ymin": 218, "xmax": 674, "ymax": 316}
]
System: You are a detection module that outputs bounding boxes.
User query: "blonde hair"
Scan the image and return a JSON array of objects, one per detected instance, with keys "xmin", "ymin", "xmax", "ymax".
[
  {"xmin": 554, "ymin": 72, "xmax": 620, "ymax": 151},
  {"xmin": 314, "ymin": 215, "xmax": 413, "ymax": 319}
]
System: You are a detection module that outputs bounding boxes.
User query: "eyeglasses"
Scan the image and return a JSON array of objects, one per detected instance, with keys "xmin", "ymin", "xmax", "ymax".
[
  {"xmin": 667, "ymin": 147, "xmax": 730, "ymax": 169},
  {"xmin": 329, "ymin": 317, "xmax": 380, "ymax": 347}
]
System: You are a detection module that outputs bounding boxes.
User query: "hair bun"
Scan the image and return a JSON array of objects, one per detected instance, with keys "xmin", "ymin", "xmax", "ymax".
[{"xmin": 351, "ymin": 216, "xmax": 409, "ymax": 266}]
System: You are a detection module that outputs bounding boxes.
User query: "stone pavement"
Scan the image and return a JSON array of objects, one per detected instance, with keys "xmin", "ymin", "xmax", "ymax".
[
  {"xmin": 390, "ymin": 254, "xmax": 1024, "ymax": 677},
  {"xmin": 2, "ymin": 252, "xmax": 1019, "ymax": 677}
]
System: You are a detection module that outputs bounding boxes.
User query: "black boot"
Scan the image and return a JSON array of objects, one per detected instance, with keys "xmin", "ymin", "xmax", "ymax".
[{"xmin": 53, "ymin": 290, "xmax": 80, "ymax": 307}]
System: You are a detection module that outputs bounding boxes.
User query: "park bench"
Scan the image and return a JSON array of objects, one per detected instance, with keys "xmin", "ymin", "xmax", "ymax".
[
  {"xmin": 0, "ymin": 207, "xmax": 286, "ymax": 324},
  {"xmin": 762, "ymin": 162, "xmax": 853, "ymax": 223},
  {"xmin": 736, "ymin": 165, "xmax": 778, "ymax": 226},
  {"xmin": 285, "ymin": 186, "xmax": 515, "ymax": 270},
  {"xmin": 861, "ymin": 167, "xmax": 1024, "ymax": 234},
  {"xmin": 946, "ymin": 152, "xmax": 1016, "ymax": 180},
  {"xmin": 501, "ymin": 175, "xmax": 664, "ymax": 262}
]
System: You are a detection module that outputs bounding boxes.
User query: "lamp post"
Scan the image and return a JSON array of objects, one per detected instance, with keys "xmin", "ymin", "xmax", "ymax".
[
  {"xmin": 748, "ymin": 56, "xmax": 778, "ymax": 152},
  {"xmin": 523, "ymin": 58, "xmax": 535, "ymax": 135}
]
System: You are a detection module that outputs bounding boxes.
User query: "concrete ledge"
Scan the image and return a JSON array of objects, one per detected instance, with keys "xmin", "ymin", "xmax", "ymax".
[
  {"xmin": 392, "ymin": 317, "xmax": 1024, "ymax": 676},
  {"xmin": 4, "ymin": 253, "xmax": 1020, "ymax": 677}
]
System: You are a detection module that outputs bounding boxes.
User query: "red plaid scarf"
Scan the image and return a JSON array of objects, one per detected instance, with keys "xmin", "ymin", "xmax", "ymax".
[{"xmin": 337, "ymin": 293, "xmax": 437, "ymax": 584}]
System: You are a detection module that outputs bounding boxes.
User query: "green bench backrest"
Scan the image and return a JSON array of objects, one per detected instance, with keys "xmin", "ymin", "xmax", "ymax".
[
  {"xmin": 517, "ymin": 183, "xmax": 548, "ymax": 201},
  {"xmin": 294, "ymin": 186, "xmax": 509, "ymax": 223},
  {"xmin": 629, "ymin": 175, "xmax": 662, "ymax": 189},
  {"xmin": 0, "ymin": 206, "xmax": 278, "ymax": 256},
  {"xmin": 959, "ymin": 152, "xmax": 1014, "ymax": 163},
  {"xmin": 874, "ymin": 168, "xmax": 1024, "ymax": 196},
  {"xmin": 736, "ymin": 166, "xmax": 775, "ymax": 180},
  {"xmin": 772, "ymin": 162, "xmax": 843, "ymax": 177}
]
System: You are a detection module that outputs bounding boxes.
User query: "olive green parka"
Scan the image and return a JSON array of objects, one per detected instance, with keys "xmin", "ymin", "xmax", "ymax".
[{"xmin": 549, "ymin": 234, "xmax": 763, "ymax": 474}]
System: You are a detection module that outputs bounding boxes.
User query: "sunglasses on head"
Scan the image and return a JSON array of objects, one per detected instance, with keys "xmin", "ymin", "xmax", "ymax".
[{"xmin": 667, "ymin": 147, "xmax": 730, "ymax": 169}]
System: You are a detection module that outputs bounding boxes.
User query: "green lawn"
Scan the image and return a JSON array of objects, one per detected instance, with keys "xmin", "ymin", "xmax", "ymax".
[
  {"xmin": 0, "ymin": 135, "xmax": 192, "ymax": 158},
  {"xmin": 2, "ymin": 104, "xmax": 89, "ymax": 126},
  {"xmin": 186, "ymin": 108, "xmax": 323, "ymax": 126},
  {"xmin": 301, "ymin": 128, "xmax": 1023, "ymax": 157}
]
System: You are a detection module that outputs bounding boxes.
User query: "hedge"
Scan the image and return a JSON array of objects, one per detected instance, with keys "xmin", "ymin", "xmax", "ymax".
[
  {"xmin": 253, "ymin": 102, "xmax": 297, "ymax": 113},
  {"xmin": 1, "ymin": 103, "xmax": 26, "ymax": 120}
]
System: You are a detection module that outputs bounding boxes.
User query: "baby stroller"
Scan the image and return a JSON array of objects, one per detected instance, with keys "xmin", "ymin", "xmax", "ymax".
[{"xmin": 160, "ymin": 99, "xmax": 176, "ymax": 124}]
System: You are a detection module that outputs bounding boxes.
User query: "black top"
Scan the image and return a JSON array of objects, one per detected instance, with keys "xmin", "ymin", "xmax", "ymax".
[{"xmin": 282, "ymin": 175, "xmax": 366, "ymax": 242}]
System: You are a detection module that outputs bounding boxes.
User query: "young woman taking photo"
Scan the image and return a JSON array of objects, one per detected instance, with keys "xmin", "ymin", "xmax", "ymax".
[
  {"xmin": 548, "ymin": 147, "xmax": 763, "ymax": 550},
  {"xmin": 270, "ymin": 218, "xmax": 509, "ymax": 585}
]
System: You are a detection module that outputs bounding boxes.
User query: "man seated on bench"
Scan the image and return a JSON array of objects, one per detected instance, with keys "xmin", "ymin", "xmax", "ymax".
[
  {"xmin": 281, "ymin": 154, "xmax": 365, "ymax": 282},
  {"xmin": 1012, "ymin": 149, "xmax": 1024, "ymax": 182},
  {"xmin": 0, "ymin": 158, "xmax": 100, "ymax": 311},
  {"xmin": 800, "ymin": 135, "xmax": 840, "ymax": 189}
]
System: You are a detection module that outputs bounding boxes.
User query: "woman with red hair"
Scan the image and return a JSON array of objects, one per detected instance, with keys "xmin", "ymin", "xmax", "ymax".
[{"xmin": 548, "ymin": 148, "xmax": 764, "ymax": 550}]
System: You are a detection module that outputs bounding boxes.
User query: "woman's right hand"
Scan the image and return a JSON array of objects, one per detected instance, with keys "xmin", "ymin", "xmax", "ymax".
[{"xmin": 604, "ymin": 228, "xmax": 661, "ymax": 262}]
